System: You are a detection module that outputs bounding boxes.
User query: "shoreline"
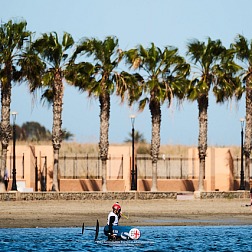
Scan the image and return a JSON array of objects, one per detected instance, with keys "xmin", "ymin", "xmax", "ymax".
[{"xmin": 0, "ymin": 199, "xmax": 251, "ymax": 228}]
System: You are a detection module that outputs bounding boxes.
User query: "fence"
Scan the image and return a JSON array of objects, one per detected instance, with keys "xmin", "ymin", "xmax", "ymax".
[
  {"xmin": 59, "ymin": 154, "xmax": 124, "ymax": 179},
  {"xmin": 58, "ymin": 154, "xmax": 252, "ymax": 180},
  {"xmin": 136, "ymin": 154, "xmax": 196, "ymax": 179},
  {"xmin": 233, "ymin": 156, "xmax": 252, "ymax": 179},
  {"xmin": 6, "ymin": 154, "xmax": 47, "ymax": 191},
  {"xmin": 4, "ymin": 153, "xmax": 252, "ymax": 181},
  {"xmin": 7, "ymin": 154, "xmax": 25, "ymax": 179}
]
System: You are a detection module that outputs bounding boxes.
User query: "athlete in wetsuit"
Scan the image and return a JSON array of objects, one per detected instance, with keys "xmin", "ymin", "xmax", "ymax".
[{"xmin": 104, "ymin": 202, "xmax": 122, "ymax": 240}]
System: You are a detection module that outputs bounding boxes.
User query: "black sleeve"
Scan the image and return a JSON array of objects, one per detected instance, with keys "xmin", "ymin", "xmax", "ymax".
[{"xmin": 109, "ymin": 216, "xmax": 115, "ymax": 234}]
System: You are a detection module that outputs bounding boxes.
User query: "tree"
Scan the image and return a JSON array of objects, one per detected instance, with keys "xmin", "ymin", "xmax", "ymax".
[
  {"xmin": 232, "ymin": 34, "xmax": 252, "ymax": 190},
  {"xmin": 20, "ymin": 121, "xmax": 51, "ymax": 141},
  {"xmin": 124, "ymin": 130, "xmax": 146, "ymax": 143},
  {"xmin": 66, "ymin": 36, "xmax": 132, "ymax": 191},
  {"xmin": 125, "ymin": 43, "xmax": 189, "ymax": 191},
  {"xmin": 186, "ymin": 38, "xmax": 242, "ymax": 191},
  {"xmin": 14, "ymin": 121, "xmax": 73, "ymax": 141},
  {"xmin": 0, "ymin": 19, "xmax": 31, "ymax": 190},
  {"xmin": 31, "ymin": 32, "xmax": 74, "ymax": 191}
]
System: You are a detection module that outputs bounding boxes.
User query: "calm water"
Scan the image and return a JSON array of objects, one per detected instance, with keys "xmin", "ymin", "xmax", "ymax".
[{"xmin": 0, "ymin": 226, "xmax": 251, "ymax": 251}]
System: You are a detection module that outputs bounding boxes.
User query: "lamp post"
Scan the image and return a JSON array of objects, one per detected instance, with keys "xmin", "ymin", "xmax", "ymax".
[
  {"xmin": 130, "ymin": 115, "xmax": 137, "ymax": 190},
  {"xmin": 11, "ymin": 112, "xmax": 17, "ymax": 191},
  {"xmin": 240, "ymin": 118, "xmax": 245, "ymax": 190}
]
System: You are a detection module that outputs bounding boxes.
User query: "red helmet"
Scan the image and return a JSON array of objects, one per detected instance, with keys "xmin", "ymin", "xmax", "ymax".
[{"xmin": 112, "ymin": 203, "xmax": 121, "ymax": 211}]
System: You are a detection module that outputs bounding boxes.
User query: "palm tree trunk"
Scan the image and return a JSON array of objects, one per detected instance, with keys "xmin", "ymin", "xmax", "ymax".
[
  {"xmin": 99, "ymin": 92, "xmax": 110, "ymax": 192},
  {"xmin": 244, "ymin": 83, "xmax": 252, "ymax": 190},
  {"xmin": 101, "ymin": 159, "xmax": 107, "ymax": 191},
  {"xmin": 244, "ymin": 155, "xmax": 250, "ymax": 190},
  {"xmin": 51, "ymin": 71, "xmax": 63, "ymax": 191},
  {"xmin": 150, "ymin": 99, "xmax": 161, "ymax": 192},
  {"xmin": 0, "ymin": 66, "xmax": 12, "ymax": 191},
  {"xmin": 52, "ymin": 148, "xmax": 60, "ymax": 191},
  {"xmin": 197, "ymin": 94, "xmax": 208, "ymax": 191}
]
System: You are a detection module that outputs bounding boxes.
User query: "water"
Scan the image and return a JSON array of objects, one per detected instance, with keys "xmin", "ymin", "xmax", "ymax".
[{"xmin": 0, "ymin": 226, "xmax": 251, "ymax": 251}]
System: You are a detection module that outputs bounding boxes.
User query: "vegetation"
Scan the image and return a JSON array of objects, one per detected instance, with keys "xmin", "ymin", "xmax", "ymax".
[
  {"xmin": 28, "ymin": 32, "xmax": 75, "ymax": 191},
  {"xmin": 124, "ymin": 130, "xmax": 147, "ymax": 144},
  {"xmin": 0, "ymin": 20, "xmax": 32, "ymax": 186},
  {"xmin": 231, "ymin": 35, "xmax": 252, "ymax": 190},
  {"xmin": 66, "ymin": 36, "xmax": 135, "ymax": 191},
  {"xmin": 124, "ymin": 43, "xmax": 189, "ymax": 191},
  {"xmin": 186, "ymin": 38, "xmax": 242, "ymax": 191},
  {"xmin": 14, "ymin": 121, "xmax": 73, "ymax": 142},
  {"xmin": 0, "ymin": 18, "xmax": 250, "ymax": 192}
]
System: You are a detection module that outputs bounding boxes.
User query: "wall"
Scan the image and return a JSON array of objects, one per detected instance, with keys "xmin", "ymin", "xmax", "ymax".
[
  {"xmin": 0, "ymin": 191, "xmax": 249, "ymax": 201},
  {"xmin": 4, "ymin": 144, "xmax": 250, "ymax": 192},
  {"xmin": 188, "ymin": 147, "xmax": 235, "ymax": 191},
  {"xmin": 6, "ymin": 145, "xmax": 53, "ymax": 192}
]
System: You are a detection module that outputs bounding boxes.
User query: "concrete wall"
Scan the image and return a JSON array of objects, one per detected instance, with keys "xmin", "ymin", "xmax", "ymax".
[
  {"xmin": 6, "ymin": 145, "xmax": 53, "ymax": 192},
  {"xmin": 108, "ymin": 145, "xmax": 131, "ymax": 190},
  {"xmin": 0, "ymin": 191, "xmax": 249, "ymax": 201},
  {"xmin": 188, "ymin": 147, "xmax": 236, "ymax": 191},
  {"xmin": 138, "ymin": 179, "xmax": 198, "ymax": 191},
  {"xmin": 4, "ymin": 144, "xmax": 250, "ymax": 192},
  {"xmin": 59, "ymin": 179, "xmax": 126, "ymax": 191},
  {"xmin": 59, "ymin": 178, "xmax": 198, "ymax": 192}
]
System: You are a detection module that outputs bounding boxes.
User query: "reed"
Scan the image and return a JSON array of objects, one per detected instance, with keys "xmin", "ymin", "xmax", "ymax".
[{"xmin": 8, "ymin": 140, "xmax": 241, "ymax": 157}]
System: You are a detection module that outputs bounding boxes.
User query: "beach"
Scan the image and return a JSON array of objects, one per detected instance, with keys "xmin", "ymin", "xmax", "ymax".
[{"xmin": 0, "ymin": 198, "xmax": 251, "ymax": 228}]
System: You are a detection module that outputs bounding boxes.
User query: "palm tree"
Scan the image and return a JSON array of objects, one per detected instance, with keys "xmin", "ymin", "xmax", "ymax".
[
  {"xmin": 31, "ymin": 32, "xmax": 74, "ymax": 191},
  {"xmin": 125, "ymin": 43, "xmax": 189, "ymax": 191},
  {"xmin": 124, "ymin": 130, "xmax": 146, "ymax": 143},
  {"xmin": 0, "ymin": 20, "xmax": 31, "ymax": 190},
  {"xmin": 186, "ymin": 38, "xmax": 242, "ymax": 191},
  {"xmin": 232, "ymin": 34, "xmax": 252, "ymax": 190},
  {"xmin": 67, "ymin": 36, "xmax": 132, "ymax": 191}
]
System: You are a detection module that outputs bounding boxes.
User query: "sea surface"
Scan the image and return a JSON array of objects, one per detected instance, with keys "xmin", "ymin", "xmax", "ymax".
[{"xmin": 0, "ymin": 225, "xmax": 251, "ymax": 251}]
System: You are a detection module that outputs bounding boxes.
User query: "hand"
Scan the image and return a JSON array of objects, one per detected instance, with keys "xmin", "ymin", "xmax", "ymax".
[
  {"xmin": 118, "ymin": 212, "xmax": 122, "ymax": 220},
  {"xmin": 108, "ymin": 233, "xmax": 116, "ymax": 240}
]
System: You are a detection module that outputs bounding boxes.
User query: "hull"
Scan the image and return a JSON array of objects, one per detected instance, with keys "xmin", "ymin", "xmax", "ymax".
[{"xmin": 104, "ymin": 225, "xmax": 141, "ymax": 240}]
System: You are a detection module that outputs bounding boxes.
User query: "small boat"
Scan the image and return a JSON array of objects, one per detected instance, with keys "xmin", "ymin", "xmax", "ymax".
[{"xmin": 82, "ymin": 220, "xmax": 141, "ymax": 241}]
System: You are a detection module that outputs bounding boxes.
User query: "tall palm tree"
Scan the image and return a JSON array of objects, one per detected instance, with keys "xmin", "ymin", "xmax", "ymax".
[
  {"xmin": 66, "ymin": 36, "xmax": 134, "ymax": 191},
  {"xmin": 232, "ymin": 34, "xmax": 252, "ymax": 190},
  {"xmin": 31, "ymin": 32, "xmax": 74, "ymax": 191},
  {"xmin": 186, "ymin": 38, "xmax": 242, "ymax": 191},
  {"xmin": 125, "ymin": 43, "xmax": 190, "ymax": 191},
  {"xmin": 0, "ymin": 20, "xmax": 31, "ymax": 190}
]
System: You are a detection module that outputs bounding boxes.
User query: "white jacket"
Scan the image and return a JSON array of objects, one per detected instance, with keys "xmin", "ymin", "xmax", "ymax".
[{"xmin": 107, "ymin": 211, "xmax": 119, "ymax": 226}]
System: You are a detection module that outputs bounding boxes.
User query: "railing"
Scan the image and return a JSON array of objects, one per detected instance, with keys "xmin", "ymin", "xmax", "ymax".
[
  {"xmin": 58, "ymin": 154, "xmax": 199, "ymax": 179},
  {"xmin": 136, "ymin": 154, "xmax": 197, "ymax": 179},
  {"xmin": 8, "ymin": 154, "xmax": 25, "ymax": 179},
  {"xmin": 59, "ymin": 154, "xmax": 124, "ymax": 179},
  {"xmin": 3, "ymin": 153, "xmax": 252, "ymax": 181},
  {"xmin": 234, "ymin": 156, "xmax": 252, "ymax": 179},
  {"xmin": 58, "ymin": 154, "xmax": 252, "ymax": 180}
]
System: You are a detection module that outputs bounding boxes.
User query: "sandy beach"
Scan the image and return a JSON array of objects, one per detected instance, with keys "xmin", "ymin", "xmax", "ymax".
[{"xmin": 0, "ymin": 198, "xmax": 251, "ymax": 229}]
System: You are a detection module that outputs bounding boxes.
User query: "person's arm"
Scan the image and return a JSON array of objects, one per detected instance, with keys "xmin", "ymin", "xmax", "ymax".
[
  {"xmin": 108, "ymin": 215, "xmax": 115, "ymax": 234},
  {"xmin": 118, "ymin": 209, "xmax": 121, "ymax": 220}
]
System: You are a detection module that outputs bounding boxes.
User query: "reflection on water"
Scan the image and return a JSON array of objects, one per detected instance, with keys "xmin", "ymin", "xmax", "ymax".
[{"xmin": 0, "ymin": 226, "xmax": 251, "ymax": 251}]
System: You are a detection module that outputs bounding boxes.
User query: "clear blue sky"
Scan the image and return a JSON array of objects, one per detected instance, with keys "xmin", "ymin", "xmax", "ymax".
[{"xmin": 1, "ymin": 0, "xmax": 251, "ymax": 146}]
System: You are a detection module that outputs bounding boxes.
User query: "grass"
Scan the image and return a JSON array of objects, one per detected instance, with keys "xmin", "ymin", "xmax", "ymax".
[{"xmin": 9, "ymin": 140, "xmax": 241, "ymax": 157}]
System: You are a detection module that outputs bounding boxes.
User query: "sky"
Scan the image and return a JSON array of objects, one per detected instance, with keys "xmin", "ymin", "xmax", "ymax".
[{"xmin": 1, "ymin": 0, "xmax": 251, "ymax": 146}]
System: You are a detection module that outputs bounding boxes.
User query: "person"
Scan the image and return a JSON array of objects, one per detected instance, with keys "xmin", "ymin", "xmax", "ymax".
[
  {"xmin": 3, "ymin": 169, "xmax": 9, "ymax": 191},
  {"xmin": 250, "ymin": 188, "xmax": 252, "ymax": 206},
  {"xmin": 104, "ymin": 202, "xmax": 122, "ymax": 240}
]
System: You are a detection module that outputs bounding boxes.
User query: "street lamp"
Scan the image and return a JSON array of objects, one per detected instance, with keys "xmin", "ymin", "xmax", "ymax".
[
  {"xmin": 240, "ymin": 118, "xmax": 245, "ymax": 190},
  {"xmin": 11, "ymin": 111, "xmax": 18, "ymax": 191},
  {"xmin": 130, "ymin": 115, "xmax": 137, "ymax": 190}
]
